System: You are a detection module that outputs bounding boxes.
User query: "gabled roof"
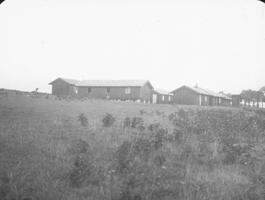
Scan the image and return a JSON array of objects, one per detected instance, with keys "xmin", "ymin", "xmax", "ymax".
[
  {"xmin": 218, "ymin": 92, "xmax": 232, "ymax": 100},
  {"xmin": 49, "ymin": 78, "xmax": 153, "ymax": 88},
  {"xmin": 77, "ymin": 80, "xmax": 153, "ymax": 88},
  {"xmin": 154, "ymin": 88, "xmax": 173, "ymax": 95},
  {"xmin": 172, "ymin": 85, "xmax": 231, "ymax": 99},
  {"xmin": 49, "ymin": 78, "xmax": 80, "ymax": 85}
]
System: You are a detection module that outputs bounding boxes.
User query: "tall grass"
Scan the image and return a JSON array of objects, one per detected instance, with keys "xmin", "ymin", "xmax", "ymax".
[{"xmin": 0, "ymin": 95, "xmax": 265, "ymax": 199}]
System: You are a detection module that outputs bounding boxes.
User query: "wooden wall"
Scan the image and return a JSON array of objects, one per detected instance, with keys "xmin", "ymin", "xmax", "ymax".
[
  {"xmin": 140, "ymin": 83, "xmax": 153, "ymax": 102},
  {"xmin": 51, "ymin": 79, "xmax": 76, "ymax": 97},
  {"xmin": 153, "ymin": 92, "xmax": 172, "ymax": 104},
  {"xmin": 172, "ymin": 88, "xmax": 200, "ymax": 105},
  {"xmin": 51, "ymin": 81, "xmax": 153, "ymax": 102},
  {"xmin": 77, "ymin": 86, "xmax": 142, "ymax": 101}
]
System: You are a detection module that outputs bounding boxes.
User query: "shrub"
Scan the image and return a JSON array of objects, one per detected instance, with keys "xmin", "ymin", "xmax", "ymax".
[
  {"xmin": 69, "ymin": 154, "xmax": 93, "ymax": 188},
  {"xmin": 68, "ymin": 138, "xmax": 90, "ymax": 154},
  {"xmin": 115, "ymin": 141, "xmax": 132, "ymax": 173},
  {"xmin": 177, "ymin": 108, "xmax": 188, "ymax": 119},
  {"xmin": 221, "ymin": 140, "xmax": 252, "ymax": 165},
  {"xmin": 151, "ymin": 128, "xmax": 168, "ymax": 150},
  {"xmin": 153, "ymin": 153, "xmax": 166, "ymax": 167},
  {"xmin": 123, "ymin": 117, "xmax": 131, "ymax": 128},
  {"xmin": 78, "ymin": 113, "xmax": 88, "ymax": 127},
  {"xmin": 137, "ymin": 124, "xmax": 145, "ymax": 132},
  {"xmin": 155, "ymin": 110, "xmax": 164, "ymax": 116},
  {"xmin": 173, "ymin": 128, "xmax": 184, "ymax": 142},
  {"xmin": 102, "ymin": 113, "xmax": 116, "ymax": 127},
  {"xmin": 168, "ymin": 113, "xmax": 176, "ymax": 121},
  {"xmin": 132, "ymin": 137, "xmax": 152, "ymax": 162},
  {"xmin": 139, "ymin": 109, "xmax": 146, "ymax": 115},
  {"xmin": 131, "ymin": 117, "xmax": 144, "ymax": 129},
  {"xmin": 148, "ymin": 123, "xmax": 160, "ymax": 132}
]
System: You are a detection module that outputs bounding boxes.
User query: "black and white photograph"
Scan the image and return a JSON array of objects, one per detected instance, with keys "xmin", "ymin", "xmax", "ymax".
[{"xmin": 1, "ymin": 0, "xmax": 265, "ymax": 199}]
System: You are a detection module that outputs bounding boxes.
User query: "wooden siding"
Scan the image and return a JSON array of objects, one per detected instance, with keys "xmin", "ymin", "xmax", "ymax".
[
  {"xmin": 172, "ymin": 87, "xmax": 200, "ymax": 105},
  {"xmin": 219, "ymin": 98, "xmax": 232, "ymax": 106},
  {"xmin": 109, "ymin": 87, "xmax": 141, "ymax": 100},
  {"xmin": 153, "ymin": 92, "xmax": 172, "ymax": 104},
  {"xmin": 232, "ymin": 95, "xmax": 241, "ymax": 107},
  {"xmin": 50, "ymin": 79, "xmax": 77, "ymax": 97},
  {"xmin": 172, "ymin": 87, "xmax": 231, "ymax": 106},
  {"xmin": 139, "ymin": 83, "xmax": 153, "ymax": 102},
  {"xmin": 77, "ymin": 86, "xmax": 142, "ymax": 101}
]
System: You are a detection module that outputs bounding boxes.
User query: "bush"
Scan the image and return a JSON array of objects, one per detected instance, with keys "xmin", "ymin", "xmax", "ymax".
[
  {"xmin": 68, "ymin": 138, "xmax": 90, "ymax": 154},
  {"xmin": 131, "ymin": 117, "xmax": 144, "ymax": 129},
  {"xmin": 137, "ymin": 124, "xmax": 145, "ymax": 132},
  {"xmin": 148, "ymin": 123, "xmax": 160, "ymax": 132},
  {"xmin": 102, "ymin": 113, "xmax": 116, "ymax": 127},
  {"xmin": 177, "ymin": 108, "xmax": 188, "ymax": 119},
  {"xmin": 123, "ymin": 117, "xmax": 131, "ymax": 128},
  {"xmin": 68, "ymin": 150, "xmax": 104, "ymax": 189},
  {"xmin": 139, "ymin": 109, "xmax": 146, "ymax": 115},
  {"xmin": 168, "ymin": 113, "xmax": 176, "ymax": 121},
  {"xmin": 151, "ymin": 128, "xmax": 168, "ymax": 150},
  {"xmin": 173, "ymin": 128, "xmax": 185, "ymax": 142},
  {"xmin": 153, "ymin": 153, "xmax": 166, "ymax": 167},
  {"xmin": 69, "ymin": 154, "xmax": 93, "ymax": 188},
  {"xmin": 78, "ymin": 113, "xmax": 88, "ymax": 127},
  {"xmin": 155, "ymin": 110, "xmax": 164, "ymax": 116},
  {"xmin": 115, "ymin": 141, "xmax": 132, "ymax": 173}
]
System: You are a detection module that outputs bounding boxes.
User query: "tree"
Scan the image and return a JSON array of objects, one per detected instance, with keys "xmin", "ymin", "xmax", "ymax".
[
  {"xmin": 259, "ymin": 86, "xmax": 265, "ymax": 108},
  {"xmin": 241, "ymin": 90, "xmax": 252, "ymax": 107},
  {"xmin": 240, "ymin": 90, "xmax": 264, "ymax": 108},
  {"xmin": 255, "ymin": 91, "xmax": 264, "ymax": 108}
]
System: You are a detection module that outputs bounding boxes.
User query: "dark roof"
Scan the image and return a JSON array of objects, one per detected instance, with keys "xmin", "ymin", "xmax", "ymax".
[
  {"xmin": 49, "ymin": 78, "xmax": 80, "ymax": 85},
  {"xmin": 172, "ymin": 85, "xmax": 231, "ymax": 100},
  {"xmin": 49, "ymin": 78, "xmax": 153, "ymax": 88}
]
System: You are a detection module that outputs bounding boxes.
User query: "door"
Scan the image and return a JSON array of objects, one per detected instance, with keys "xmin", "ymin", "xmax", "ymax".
[
  {"xmin": 152, "ymin": 94, "xmax": 157, "ymax": 104},
  {"xmin": 209, "ymin": 97, "xmax": 213, "ymax": 106}
]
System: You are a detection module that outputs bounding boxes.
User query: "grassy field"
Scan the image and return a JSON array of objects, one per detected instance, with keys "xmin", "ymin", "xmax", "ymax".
[{"xmin": 0, "ymin": 95, "xmax": 265, "ymax": 200}]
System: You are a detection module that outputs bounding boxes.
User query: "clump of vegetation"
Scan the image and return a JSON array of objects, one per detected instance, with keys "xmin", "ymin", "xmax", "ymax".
[
  {"xmin": 78, "ymin": 113, "xmax": 88, "ymax": 127},
  {"xmin": 155, "ymin": 110, "xmax": 164, "ymax": 116},
  {"xmin": 168, "ymin": 112, "xmax": 176, "ymax": 121},
  {"xmin": 139, "ymin": 109, "xmax": 146, "ymax": 115},
  {"xmin": 67, "ymin": 139, "xmax": 104, "ymax": 189},
  {"xmin": 68, "ymin": 138, "xmax": 91, "ymax": 154},
  {"xmin": 123, "ymin": 117, "xmax": 131, "ymax": 128},
  {"xmin": 172, "ymin": 128, "xmax": 185, "ymax": 142},
  {"xmin": 148, "ymin": 122, "xmax": 160, "ymax": 131},
  {"xmin": 131, "ymin": 117, "xmax": 144, "ymax": 129},
  {"xmin": 102, "ymin": 113, "xmax": 116, "ymax": 127}
]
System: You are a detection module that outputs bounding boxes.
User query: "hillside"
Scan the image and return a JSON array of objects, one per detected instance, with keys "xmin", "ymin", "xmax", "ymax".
[{"xmin": 0, "ymin": 95, "xmax": 265, "ymax": 200}]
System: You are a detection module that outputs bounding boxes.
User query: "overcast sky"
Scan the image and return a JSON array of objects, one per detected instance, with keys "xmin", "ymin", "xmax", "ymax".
[{"xmin": 1, "ymin": 0, "xmax": 265, "ymax": 94}]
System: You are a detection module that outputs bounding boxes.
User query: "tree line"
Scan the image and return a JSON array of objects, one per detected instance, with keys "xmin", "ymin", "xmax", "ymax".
[{"xmin": 240, "ymin": 86, "xmax": 265, "ymax": 108}]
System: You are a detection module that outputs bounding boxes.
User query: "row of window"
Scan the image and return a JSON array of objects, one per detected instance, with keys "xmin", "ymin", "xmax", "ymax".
[
  {"xmin": 200, "ymin": 95, "xmax": 226, "ymax": 104},
  {"xmin": 86, "ymin": 87, "xmax": 131, "ymax": 94},
  {"xmin": 161, "ymin": 95, "xmax": 172, "ymax": 101},
  {"xmin": 75, "ymin": 87, "xmax": 172, "ymax": 101}
]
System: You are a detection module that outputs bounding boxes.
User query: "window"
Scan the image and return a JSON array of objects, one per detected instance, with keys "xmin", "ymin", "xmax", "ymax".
[
  {"xmin": 73, "ymin": 87, "xmax": 78, "ymax": 94},
  {"xmin": 107, "ymin": 87, "xmax": 110, "ymax": 93},
  {"xmin": 219, "ymin": 98, "xmax": 221, "ymax": 104},
  {"xmin": 88, "ymin": 87, "xmax": 92, "ymax": 93},
  {"xmin": 125, "ymin": 87, "xmax": 131, "ymax": 94},
  {"xmin": 204, "ymin": 96, "xmax": 207, "ymax": 101},
  {"xmin": 162, "ymin": 95, "xmax": 165, "ymax": 101},
  {"xmin": 168, "ymin": 96, "xmax": 171, "ymax": 101}
]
